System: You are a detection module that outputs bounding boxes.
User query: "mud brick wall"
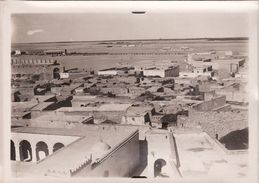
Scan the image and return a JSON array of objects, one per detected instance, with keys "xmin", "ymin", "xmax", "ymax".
[
  {"xmin": 178, "ymin": 109, "xmax": 248, "ymax": 139},
  {"xmin": 193, "ymin": 95, "xmax": 226, "ymax": 111}
]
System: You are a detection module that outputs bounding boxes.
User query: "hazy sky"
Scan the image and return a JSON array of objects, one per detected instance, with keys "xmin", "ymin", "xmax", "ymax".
[{"xmin": 12, "ymin": 13, "xmax": 249, "ymax": 43}]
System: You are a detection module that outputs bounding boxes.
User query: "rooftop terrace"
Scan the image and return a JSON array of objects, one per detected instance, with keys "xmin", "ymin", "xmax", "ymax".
[{"xmin": 174, "ymin": 131, "xmax": 248, "ymax": 179}]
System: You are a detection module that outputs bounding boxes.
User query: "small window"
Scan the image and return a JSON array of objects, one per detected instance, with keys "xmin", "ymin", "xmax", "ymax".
[
  {"xmin": 104, "ymin": 170, "xmax": 109, "ymax": 177},
  {"xmin": 132, "ymin": 117, "xmax": 135, "ymax": 121}
]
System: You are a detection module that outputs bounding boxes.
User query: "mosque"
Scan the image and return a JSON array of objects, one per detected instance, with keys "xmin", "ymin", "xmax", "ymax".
[{"xmin": 11, "ymin": 124, "xmax": 182, "ymax": 178}]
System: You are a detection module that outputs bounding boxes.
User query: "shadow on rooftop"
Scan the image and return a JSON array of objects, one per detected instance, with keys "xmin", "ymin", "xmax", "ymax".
[{"xmin": 219, "ymin": 127, "xmax": 248, "ymax": 150}]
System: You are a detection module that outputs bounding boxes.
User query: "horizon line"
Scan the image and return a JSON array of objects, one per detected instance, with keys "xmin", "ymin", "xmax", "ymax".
[{"xmin": 12, "ymin": 36, "xmax": 249, "ymax": 45}]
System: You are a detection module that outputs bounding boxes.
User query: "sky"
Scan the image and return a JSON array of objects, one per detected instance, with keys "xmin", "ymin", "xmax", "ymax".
[{"xmin": 11, "ymin": 13, "xmax": 249, "ymax": 43}]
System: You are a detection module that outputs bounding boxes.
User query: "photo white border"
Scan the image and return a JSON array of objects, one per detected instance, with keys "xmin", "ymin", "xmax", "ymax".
[{"xmin": 0, "ymin": 1, "xmax": 258, "ymax": 183}]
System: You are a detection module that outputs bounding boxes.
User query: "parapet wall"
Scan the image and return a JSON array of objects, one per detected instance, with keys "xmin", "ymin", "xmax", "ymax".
[
  {"xmin": 11, "ymin": 58, "xmax": 56, "ymax": 65},
  {"xmin": 193, "ymin": 95, "xmax": 226, "ymax": 111}
]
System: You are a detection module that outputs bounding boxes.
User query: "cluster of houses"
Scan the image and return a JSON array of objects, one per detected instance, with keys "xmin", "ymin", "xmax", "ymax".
[
  {"xmin": 11, "ymin": 50, "xmax": 248, "ymax": 133},
  {"xmin": 10, "ymin": 47, "xmax": 249, "ymax": 178}
]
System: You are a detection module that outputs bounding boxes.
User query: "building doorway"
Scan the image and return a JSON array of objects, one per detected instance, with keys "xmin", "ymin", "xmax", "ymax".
[
  {"xmin": 53, "ymin": 67, "xmax": 60, "ymax": 79},
  {"xmin": 36, "ymin": 141, "xmax": 49, "ymax": 161},
  {"xmin": 19, "ymin": 140, "xmax": 32, "ymax": 162},
  {"xmin": 154, "ymin": 159, "xmax": 167, "ymax": 177}
]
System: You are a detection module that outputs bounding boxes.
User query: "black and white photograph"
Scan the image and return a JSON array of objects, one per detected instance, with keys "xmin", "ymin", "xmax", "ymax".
[{"xmin": 1, "ymin": 1, "xmax": 258, "ymax": 182}]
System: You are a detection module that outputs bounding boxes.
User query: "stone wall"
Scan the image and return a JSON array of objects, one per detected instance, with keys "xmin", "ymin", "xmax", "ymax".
[
  {"xmin": 193, "ymin": 95, "xmax": 226, "ymax": 111},
  {"xmin": 93, "ymin": 111, "xmax": 125, "ymax": 123},
  {"xmin": 178, "ymin": 110, "xmax": 248, "ymax": 140}
]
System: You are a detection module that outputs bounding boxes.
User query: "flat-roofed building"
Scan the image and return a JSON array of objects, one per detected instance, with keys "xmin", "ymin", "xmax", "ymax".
[
  {"xmin": 179, "ymin": 71, "xmax": 212, "ymax": 79},
  {"xmin": 97, "ymin": 67, "xmax": 129, "ymax": 76},
  {"xmin": 128, "ymin": 86, "xmax": 146, "ymax": 96},
  {"xmin": 173, "ymin": 131, "xmax": 247, "ymax": 179},
  {"xmin": 122, "ymin": 106, "xmax": 155, "ymax": 126},
  {"xmin": 30, "ymin": 102, "xmax": 56, "ymax": 118},
  {"xmin": 193, "ymin": 65, "xmax": 213, "ymax": 73},
  {"xmin": 56, "ymin": 103, "xmax": 132, "ymax": 123},
  {"xmin": 134, "ymin": 60, "xmax": 177, "ymax": 70},
  {"xmin": 99, "ymin": 86, "xmax": 129, "ymax": 96},
  {"xmin": 12, "ymin": 101, "xmax": 39, "ymax": 114},
  {"xmin": 192, "ymin": 95, "xmax": 228, "ymax": 111},
  {"xmin": 97, "ymin": 69, "xmax": 120, "ymax": 76},
  {"xmin": 188, "ymin": 56, "xmax": 245, "ymax": 74},
  {"xmin": 31, "ymin": 113, "xmax": 94, "ymax": 129},
  {"xmin": 32, "ymin": 95, "xmax": 57, "ymax": 103},
  {"xmin": 71, "ymin": 95, "xmax": 97, "ymax": 107},
  {"xmin": 216, "ymin": 83, "xmax": 248, "ymax": 104},
  {"xmin": 143, "ymin": 65, "xmax": 179, "ymax": 78},
  {"xmin": 50, "ymin": 83, "xmax": 83, "ymax": 95}
]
